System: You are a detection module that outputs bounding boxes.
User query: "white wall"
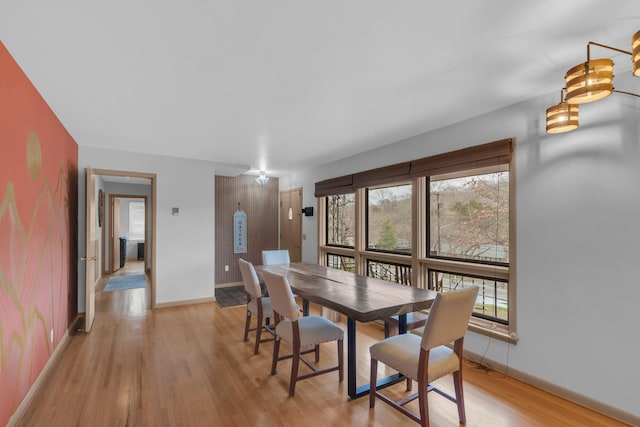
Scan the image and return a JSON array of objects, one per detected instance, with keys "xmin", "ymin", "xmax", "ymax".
[
  {"xmin": 280, "ymin": 73, "xmax": 640, "ymax": 418},
  {"xmin": 78, "ymin": 147, "xmax": 217, "ymax": 307}
]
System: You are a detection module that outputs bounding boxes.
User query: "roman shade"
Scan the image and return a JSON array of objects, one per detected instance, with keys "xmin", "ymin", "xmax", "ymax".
[{"xmin": 314, "ymin": 138, "xmax": 514, "ymax": 197}]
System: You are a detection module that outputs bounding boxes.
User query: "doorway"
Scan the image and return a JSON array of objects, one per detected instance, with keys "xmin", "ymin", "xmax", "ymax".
[
  {"xmin": 104, "ymin": 194, "xmax": 148, "ymax": 275},
  {"xmin": 84, "ymin": 168, "xmax": 156, "ymax": 332},
  {"xmin": 279, "ymin": 188, "xmax": 302, "ymax": 262}
]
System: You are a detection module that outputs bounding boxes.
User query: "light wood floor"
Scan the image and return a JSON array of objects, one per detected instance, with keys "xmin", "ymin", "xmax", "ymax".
[{"xmin": 16, "ymin": 265, "xmax": 629, "ymax": 426}]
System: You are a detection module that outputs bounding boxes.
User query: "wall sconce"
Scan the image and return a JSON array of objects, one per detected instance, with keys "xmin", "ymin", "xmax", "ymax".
[
  {"xmin": 302, "ymin": 207, "xmax": 314, "ymax": 217},
  {"xmin": 255, "ymin": 171, "xmax": 269, "ymax": 186},
  {"xmin": 546, "ymin": 31, "xmax": 640, "ymax": 133}
]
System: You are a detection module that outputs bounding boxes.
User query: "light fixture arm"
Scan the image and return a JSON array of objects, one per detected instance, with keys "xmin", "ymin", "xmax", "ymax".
[
  {"xmin": 613, "ymin": 89, "xmax": 640, "ymax": 98},
  {"xmin": 586, "ymin": 41, "xmax": 632, "ymax": 61}
]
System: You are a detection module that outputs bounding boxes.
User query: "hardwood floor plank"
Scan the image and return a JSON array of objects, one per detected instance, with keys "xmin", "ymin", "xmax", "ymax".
[{"xmin": 14, "ymin": 271, "xmax": 631, "ymax": 426}]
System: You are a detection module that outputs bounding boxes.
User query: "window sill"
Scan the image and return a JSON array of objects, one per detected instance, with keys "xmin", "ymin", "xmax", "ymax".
[{"xmin": 468, "ymin": 322, "xmax": 518, "ymax": 344}]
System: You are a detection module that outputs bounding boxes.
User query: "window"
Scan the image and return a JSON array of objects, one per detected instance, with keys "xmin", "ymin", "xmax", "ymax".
[
  {"xmin": 429, "ymin": 168, "xmax": 509, "ymax": 264},
  {"xmin": 128, "ymin": 201, "xmax": 145, "ymax": 240},
  {"xmin": 326, "ymin": 194, "xmax": 355, "ymax": 247},
  {"xmin": 316, "ymin": 138, "xmax": 515, "ymax": 342},
  {"xmin": 429, "ymin": 270, "xmax": 508, "ymax": 324},
  {"xmin": 367, "ymin": 184, "xmax": 412, "ymax": 254},
  {"xmin": 367, "ymin": 260, "xmax": 412, "ymax": 286},
  {"xmin": 326, "ymin": 253, "xmax": 355, "ymax": 272}
]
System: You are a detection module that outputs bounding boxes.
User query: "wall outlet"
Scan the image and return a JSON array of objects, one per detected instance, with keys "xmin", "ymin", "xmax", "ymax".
[
  {"xmin": 50, "ymin": 329, "xmax": 54, "ymax": 344},
  {"xmin": 224, "ymin": 265, "xmax": 229, "ymax": 272}
]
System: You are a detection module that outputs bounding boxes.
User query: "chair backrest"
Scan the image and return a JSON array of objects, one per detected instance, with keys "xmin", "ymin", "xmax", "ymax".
[
  {"xmin": 262, "ymin": 271, "xmax": 299, "ymax": 321},
  {"xmin": 238, "ymin": 258, "xmax": 262, "ymax": 299},
  {"xmin": 420, "ymin": 286, "xmax": 479, "ymax": 351},
  {"xmin": 261, "ymin": 250, "xmax": 290, "ymax": 265}
]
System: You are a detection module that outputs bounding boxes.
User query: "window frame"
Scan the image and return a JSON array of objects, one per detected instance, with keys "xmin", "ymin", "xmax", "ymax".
[
  {"xmin": 365, "ymin": 182, "xmax": 413, "ymax": 256},
  {"xmin": 325, "ymin": 193, "xmax": 356, "ymax": 249},
  {"xmin": 316, "ymin": 138, "xmax": 516, "ymax": 343}
]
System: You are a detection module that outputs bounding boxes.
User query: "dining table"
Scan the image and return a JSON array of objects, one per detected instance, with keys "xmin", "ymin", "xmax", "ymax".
[{"xmin": 254, "ymin": 262, "xmax": 438, "ymax": 399}]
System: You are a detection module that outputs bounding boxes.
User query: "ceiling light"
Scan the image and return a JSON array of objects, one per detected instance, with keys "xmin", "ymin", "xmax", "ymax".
[
  {"xmin": 546, "ymin": 34, "xmax": 639, "ymax": 134},
  {"xmin": 255, "ymin": 171, "xmax": 269, "ymax": 186},
  {"xmin": 546, "ymin": 89, "xmax": 579, "ymax": 134},
  {"xmin": 633, "ymin": 31, "xmax": 640, "ymax": 77}
]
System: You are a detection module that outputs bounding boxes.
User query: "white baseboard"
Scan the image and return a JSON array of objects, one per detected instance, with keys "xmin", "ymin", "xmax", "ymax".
[
  {"xmin": 463, "ymin": 349, "xmax": 640, "ymax": 426},
  {"xmin": 7, "ymin": 318, "xmax": 78, "ymax": 427},
  {"xmin": 155, "ymin": 297, "xmax": 214, "ymax": 309}
]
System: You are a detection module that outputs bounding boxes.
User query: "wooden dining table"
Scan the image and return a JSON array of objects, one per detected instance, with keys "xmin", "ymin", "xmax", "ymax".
[{"xmin": 254, "ymin": 262, "xmax": 438, "ymax": 399}]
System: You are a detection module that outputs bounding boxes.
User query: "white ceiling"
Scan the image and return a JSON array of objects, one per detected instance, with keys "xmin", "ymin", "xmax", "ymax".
[{"xmin": 1, "ymin": 1, "xmax": 639, "ymax": 177}]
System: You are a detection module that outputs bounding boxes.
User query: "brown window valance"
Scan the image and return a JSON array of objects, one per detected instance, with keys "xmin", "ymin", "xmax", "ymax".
[
  {"xmin": 314, "ymin": 174, "xmax": 354, "ymax": 197},
  {"xmin": 315, "ymin": 138, "xmax": 513, "ymax": 197},
  {"xmin": 410, "ymin": 138, "xmax": 513, "ymax": 177},
  {"xmin": 352, "ymin": 161, "xmax": 411, "ymax": 189}
]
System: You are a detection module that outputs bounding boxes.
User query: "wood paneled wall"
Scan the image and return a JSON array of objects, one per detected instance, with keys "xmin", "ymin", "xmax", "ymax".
[{"xmin": 214, "ymin": 174, "xmax": 279, "ymax": 285}]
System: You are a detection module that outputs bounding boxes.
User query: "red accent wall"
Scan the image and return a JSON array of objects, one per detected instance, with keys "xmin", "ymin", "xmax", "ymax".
[{"xmin": 0, "ymin": 41, "xmax": 78, "ymax": 425}]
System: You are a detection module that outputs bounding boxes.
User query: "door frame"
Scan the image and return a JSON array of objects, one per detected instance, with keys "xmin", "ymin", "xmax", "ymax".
[
  {"xmin": 105, "ymin": 194, "xmax": 148, "ymax": 274},
  {"xmin": 85, "ymin": 169, "xmax": 157, "ymax": 332}
]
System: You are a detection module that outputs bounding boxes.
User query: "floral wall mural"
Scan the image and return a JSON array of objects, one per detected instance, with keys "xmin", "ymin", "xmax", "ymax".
[{"xmin": 0, "ymin": 41, "xmax": 78, "ymax": 425}]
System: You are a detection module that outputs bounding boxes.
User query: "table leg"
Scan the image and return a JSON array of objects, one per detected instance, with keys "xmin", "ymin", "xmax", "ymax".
[
  {"xmin": 302, "ymin": 299, "xmax": 309, "ymax": 316},
  {"xmin": 398, "ymin": 313, "xmax": 407, "ymax": 334},
  {"xmin": 347, "ymin": 317, "xmax": 406, "ymax": 399}
]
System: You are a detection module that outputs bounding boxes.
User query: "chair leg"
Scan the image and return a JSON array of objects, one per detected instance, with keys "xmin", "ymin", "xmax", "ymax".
[
  {"xmin": 254, "ymin": 315, "xmax": 263, "ymax": 354},
  {"xmin": 453, "ymin": 370, "xmax": 466, "ymax": 424},
  {"xmin": 314, "ymin": 344, "xmax": 320, "ymax": 363},
  {"xmin": 337, "ymin": 338, "xmax": 344, "ymax": 382},
  {"xmin": 243, "ymin": 311, "xmax": 251, "ymax": 342},
  {"xmin": 369, "ymin": 357, "xmax": 378, "ymax": 408},
  {"xmin": 418, "ymin": 378, "xmax": 430, "ymax": 427},
  {"xmin": 271, "ymin": 338, "xmax": 280, "ymax": 375},
  {"xmin": 406, "ymin": 377, "xmax": 412, "ymax": 391},
  {"xmin": 289, "ymin": 349, "xmax": 300, "ymax": 396}
]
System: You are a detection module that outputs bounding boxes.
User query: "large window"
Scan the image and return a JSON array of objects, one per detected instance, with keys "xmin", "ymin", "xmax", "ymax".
[
  {"xmin": 429, "ymin": 168, "xmax": 509, "ymax": 264},
  {"xmin": 326, "ymin": 194, "xmax": 355, "ymax": 247},
  {"xmin": 316, "ymin": 139, "xmax": 515, "ymax": 342},
  {"xmin": 367, "ymin": 184, "xmax": 412, "ymax": 254}
]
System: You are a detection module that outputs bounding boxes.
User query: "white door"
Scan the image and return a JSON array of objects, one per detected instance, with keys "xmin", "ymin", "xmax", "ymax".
[
  {"xmin": 83, "ymin": 168, "xmax": 98, "ymax": 332},
  {"xmin": 111, "ymin": 197, "xmax": 121, "ymax": 272}
]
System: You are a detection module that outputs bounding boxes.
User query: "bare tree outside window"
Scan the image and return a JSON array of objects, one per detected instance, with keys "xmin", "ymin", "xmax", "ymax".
[
  {"xmin": 326, "ymin": 194, "xmax": 355, "ymax": 247},
  {"xmin": 430, "ymin": 171, "xmax": 508, "ymax": 264}
]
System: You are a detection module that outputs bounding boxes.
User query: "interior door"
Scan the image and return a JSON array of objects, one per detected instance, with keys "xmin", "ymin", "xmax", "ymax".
[
  {"xmin": 83, "ymin": 169, "xmax": 97, "ymax": 332},
  {"xmin": 111, "ymin": 197, "xmax": 121, "ymax": 272},
  {"xmin": 280, "ymin": 188, "xmax": 302, "ymax": 262}
]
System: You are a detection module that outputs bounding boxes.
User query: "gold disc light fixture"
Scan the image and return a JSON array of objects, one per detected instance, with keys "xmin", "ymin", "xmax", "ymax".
[
  {"xmin": 546, "ymin": 32, "xmax": 640, "ymax": 134},
  {"xmin": 633, "ymin": 30, "xmax": 640, "ymax": 76},
  {"xmin": 546, "ymin": 89, "xmax": 579, "ymax": 133},
  {"xmin": 565, "ymin": 57, "xmax": 613, "ymax": 104}
]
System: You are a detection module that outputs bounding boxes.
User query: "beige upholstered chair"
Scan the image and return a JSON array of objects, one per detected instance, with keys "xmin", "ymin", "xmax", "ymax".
[
  {"xmin": 261, "ymin": 249, "xmax": 290, "ymax": 265},
  {"xmin": 262, "ymin": 270, "xmax": 344, "ymax": 396},
  {"xmin": 238, "ymin": 258, "xmax": 274, "ymax": 354},
  {"xmin": 369, "ymin": 286, "xmax": 479, "ymax": 427}
]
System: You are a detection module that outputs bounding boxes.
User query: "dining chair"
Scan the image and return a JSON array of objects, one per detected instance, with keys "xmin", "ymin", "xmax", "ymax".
[
  {"xmin": 238, "ymin": 258, "xmax": 275, "ymax": 354},
  {"xmin": 262, "ymin": 270, "xmax": 344, "ymax": 396},
  {"xmin": 369, "ymin": 286, "xmax": 479, "ymax": 427},
  {"xmin": 261, "ymin": 249, "xmax": 290, "ymax": 265}
]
